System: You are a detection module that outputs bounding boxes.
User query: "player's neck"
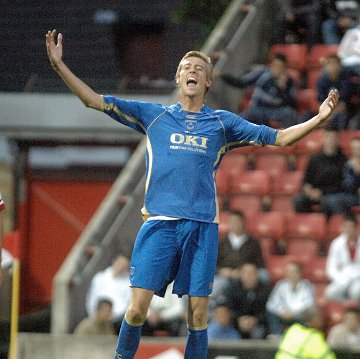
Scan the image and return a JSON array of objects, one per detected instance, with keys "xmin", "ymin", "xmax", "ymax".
[{"xmin": 178, "ymin": 95, "xmax": 204, "ymax": 113}]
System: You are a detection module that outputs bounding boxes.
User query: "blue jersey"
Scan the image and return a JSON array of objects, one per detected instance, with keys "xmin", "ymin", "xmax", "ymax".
[{"xmin": 102, "ymin": 97, "xmax": 278, "ymax": 223}]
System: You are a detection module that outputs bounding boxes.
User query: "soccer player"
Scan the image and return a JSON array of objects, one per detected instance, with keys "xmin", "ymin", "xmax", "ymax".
[{"xmin": 45, "ymin": 29, "xmax": 339, "ymax": 359}]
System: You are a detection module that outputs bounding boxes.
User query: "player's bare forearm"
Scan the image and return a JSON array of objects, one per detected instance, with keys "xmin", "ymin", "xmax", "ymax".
[
  {"xmin": 276, "ymin": 89, "xmax": 339, "ymax": 146},
  {"xmin": 45, "ymin": 30, "xmax": 102, "ymax": 110}
]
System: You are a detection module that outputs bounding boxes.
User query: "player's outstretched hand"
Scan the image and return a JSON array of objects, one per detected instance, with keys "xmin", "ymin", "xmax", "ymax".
[
  {"xmin": 318, "ymin": 88, "xmax": 339, "ymax": 123},
  {"xmin": 46, "ymin": 29, "xmax": 63, "ymax": 70}
]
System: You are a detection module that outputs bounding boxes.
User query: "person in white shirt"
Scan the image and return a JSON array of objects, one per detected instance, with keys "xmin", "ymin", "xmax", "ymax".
[
  {"xmin": 325, "ymin": 213, "xmax": 360, "ymax": 302},
  {"xmin": 142, "ymin": 281, "xmax": 186, "ymax": 337},
  {"xmin": 86, "ymin": 254, "xmax": 131, "ymax": 332},
  {"xmin": 338, "ymin": 13, "xmax": 360, "ymax": 76},
  {"xmin": 327, "ymin": 306, "xmax": 360, "ymax": 347},
  {"xmin": 266, "ymin": 261, "xmax": 316, "ymax": 336}
]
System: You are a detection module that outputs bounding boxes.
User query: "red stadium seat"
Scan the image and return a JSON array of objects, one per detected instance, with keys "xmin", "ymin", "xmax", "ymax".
[
  {"xmin": 266, "ymin": 255, "xmax": 302, "ymax": 283},
  {"xmin": 286, "ymin": 238, "xmax": 319, "ymax": 259},
  {"xmin": 229, "ymin": 194, "xmax": 263, "ymax": 216},
  {"xmin": 294, "ymin": 154, "xmax": 310, "ymax": 171},
  {"xmin": 270, "ymin": 44, "xmax": 309, "ymax": 71},
  {"xmin": 230, "ymin": 170, "xmax": 270, "ymax": 196},
  {"xmin": 219, "ymin": 211, "xmax": 230, "ymax": 237},
  {"xmin": 219, "ymin": 153, "xmax": 248, "ymax": 174},
  {"xmin": 306, "ymin": 69, "xmax": 322, "ymax": 91},
  {"xmin": 270, "ymin": 195, "xmax": 295, "ymax": 214},
  {"xmin": 255, "ymin": 144, "xmax": 295, "ymax": 156},
  {"xmin": 304, "ymin": 256, "xmax": 328, "ymax": 283},
  {"xmin": 296, "ymin": 88, "xmax": 319, "ymax": 113},
  {"xmin": 314, "ymin": 283, "xmax": 328, "ymax": 309},
  {"xmin": 327, "ymin": 214, "xmax": 344, "ymax": 241},
  {"xmin": 324, "ymin": 300, "xmax": 359, "ymax": 328},
  {"xmin": 255, "ymin": 154, "xmax": 288, "ymax": 178},
  {"xmin": 294, "ymin": 129, "xmax": 323, "ymax": 155},
  {"xmin": 258, "ymin": 237, "xmax": 276, "ymax": 258},
  {"xmin": 286, "ymin": 213, "xmax": 327, "ymax": 241},
  {"xmin": 307, "ymin": 44, "xmax": 339, "ymax": 69},
  {"xmin": 270, "ymin": 170, "xmax": 303, "ymax": 195},
  {"xmin": 247, "ymin": 211, "xmax": 287, "ymax": 240},
  {"xmin": 216, "ymin": 167, "xmax": 231, "ymax": 196},
  {"xmin": 339, "ymin": 130, "xmax": 360, "ymax": 157}
]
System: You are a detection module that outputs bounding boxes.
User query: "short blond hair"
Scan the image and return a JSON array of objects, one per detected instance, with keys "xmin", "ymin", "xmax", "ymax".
[{"xmin": 175, "ymin": 51, "xmax": 213, "ymax": 87}]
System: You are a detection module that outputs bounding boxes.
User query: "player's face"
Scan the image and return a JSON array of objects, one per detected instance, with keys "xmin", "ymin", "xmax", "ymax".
[{"xmin": 176, "ymin": 56, "xmax": 211, "ymax": 98}]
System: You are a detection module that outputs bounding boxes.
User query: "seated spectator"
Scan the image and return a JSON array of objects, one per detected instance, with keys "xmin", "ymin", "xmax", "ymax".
[
  {"xmin": 271, "ymin": 0, "xmax": 322, "ymax": 46},
  {"xmin": 207, "ymin": 303, "xmax": 241, "ymax": 341},
  {"xmin": 266, "ymin": 261, "xmax": 316, "ymax": 336},
  {"xmin": 220, "ymin": 263, "xmax": 271, "ymax": 339},
  {"xmin": 293, "ymin": 127, "xmax": 347, "ymax": 217},
  {"xmin": 275, "ymin": 309, "xmax": 336, "ymax": 358},
  {"xmin": 316, "ymin": 54, "xmax": 359, "ymax": 130},
  {"xmin": 330, "ymin": 137, "xmax": 360, "ymax": 213},
  {"xmin": 216, "ymin": 210, "xmax": 269, "ymax": 284},
  {"xmin": 74, "ymin": 298, "xmax": 115, "ymax": 336},
  {"xmin": 325, "ymin": 213, "xmax": 360, "ymax": 302},
  {"xmin": 322, "ymin": 0, "xmax": 359, "ymax": 44},
  {"xmin": 338, "ymin": 12, "xmax": 360, "ymax": 77},
  {"xmin": 219, "ymin": 53, "xmax": 299, "ymax": 128},
  {"xmin": 86, "ymin": 254, "xmax": 131, "ymax": 333},
  {"xmin": 327, "ymin": 306, "xmax": 360, "ymax": 347},
  {"xmin": 142, "ymin": 281, "xmax": 186, "ymax": 337}
]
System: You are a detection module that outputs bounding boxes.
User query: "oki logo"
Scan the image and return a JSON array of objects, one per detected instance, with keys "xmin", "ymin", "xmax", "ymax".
[{"xmin": 170, "ymin": 133, "xmax": 208, "ymax": 148}]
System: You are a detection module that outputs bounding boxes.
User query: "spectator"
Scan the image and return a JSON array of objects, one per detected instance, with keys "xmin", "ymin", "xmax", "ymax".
[
  {"xmin": 325, "ymin": 212, "xmax": 360, "ymax": 302},
  {"xmin": 293, "ymin": 127, "xmax": 347, "ymax": 217},
  {"xmin": 220, "ymin": 263, "xmax": 271, "ymax": 339},
  {"xmin": 322, "ymin": 0, "xmax": 359, "ymax": 44},
  {"xmin": 331, "ymin": 137, "xmax": 360, "ymax": 214},
  {"xmin": 266, "ymin": 261, "xmax": 316, "ymax": 336},
  {"xmin": 216, "ymin": 210, "xmax": 269, "ymax": 283},
  {"xmin": 220, "ymin": 53, "xmax": 299, "ymax": 128},
  {"xmin": 338, "ymin": 12, "xmax": 360, "ymax": 76},
  {"xmin": 142, "ymin": 281, "xmax": 186, "ymax": 337},
  {"xmin": 86, "ymin": 254, "xmax": 131, "ymax": 333},
  {"xmin": 0, "ymin": 192, "xmax": 5, "ymax": 285},
  {"xmin": 271, "ymin": 0, "xmax": 322, "ymax": 46},
  {"xmin": 275, "ymin": 309, "xmax": 336, "ymax": 358},
  {"xmin": 207, "ymin": 303, "xmax": 241, "ymax": 341},
  {"xmin": 74, "ymin": 298, "xmax": 115, "ymax": 336},
  {"xmin": 316, "ymin": 54, "xmax": 359, "ymax": 130},
  {"xmin": 327, "ymin": 306, "xmax": 360, "ymax": 347}
]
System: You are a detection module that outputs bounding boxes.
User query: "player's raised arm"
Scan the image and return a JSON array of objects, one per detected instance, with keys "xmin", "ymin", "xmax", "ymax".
[
  {"xmin": 275, "ymin": 89, "xmax": 340, "ymax": 146},
  {"xmin": 45, "ymin": 29, "xmax": 103, "ymax": 110}
]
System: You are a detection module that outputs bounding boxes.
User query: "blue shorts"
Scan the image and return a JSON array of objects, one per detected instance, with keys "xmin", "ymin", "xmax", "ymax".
[{"xmin": 129, "ymin": 219, "xmax": 218, "ymax": 297}]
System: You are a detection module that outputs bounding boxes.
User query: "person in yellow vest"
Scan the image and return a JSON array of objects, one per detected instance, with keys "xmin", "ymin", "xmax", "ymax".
[{"xmin": 275, "ymin": 309, "xmax": 336, "ymax": 359}]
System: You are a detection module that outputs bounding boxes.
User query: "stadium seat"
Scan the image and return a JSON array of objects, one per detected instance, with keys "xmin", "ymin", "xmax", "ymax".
[
  {"xmin": 304, "ymin": 256, "xmax": 328, "ymax": 283},
  {"xmin": 219, "ymin": 211, "xmax": 230, "ymax": 237},
  {"xmin": 286, "ymin": 213, "xmax": 327, "ymax": 241},
  {"xmin": 306, "ymin": 69, "xmax": 322, "ymax": 91},
  {"xmin": 294, "ymin": 129, "xmax": 323, "ymax": 155},
  {"xmin": 216, "ymin": 167, "xmax": 231, "ymax": 196},
  {"xmin": 327, "ymin": 214, "xmax": 343, "ymax": 241},
  {"xmin": 255, "ymin": 154, "xmax": 288, "ymax": 178},
  {"xmin": 296, "ymin": 88, "xmax": 319, "ymax": 113},
  {"xmin": 288, "ymin": 68, "xmax": 302, "ymax": 88},
  {"xmin": 255, "ymin": 144, "xmax": 294, "ymax": 156},
  {"xmin": 247, "ymin": 211, "xmax": 286, "ymax": 240},
  {"xmin": 258, "ymin": 237, "xmax": 275, "ymax": 258},
  {"xmin": 269, "ymin": 44, "xmax": 308, "ymax": 71},
  {"xmin": 266, "ymin": 255, "xmax": 302, "ymax": 283},
  {"xmin": 229, "ymin": 194, "xmax": 263, "ymax": 216},
  {"xmin": 339, "ymin": 130, "xmax": 360, "ymax": 157},
  {"xmin": 270, "ymin": 195, "xmax": 295, "ymax": 214},
  {"xmin": 294, "ymin": 154, "xmax": 309, "ymax": 171},
  {"xmin": 230, "ymin": 169, "xmax": 270, "ymax": 196},
  {"xmin": 324, "ymin": 300, "xmax": 359, "ymax": 328},
  {"xmin": 286, "ymin": 238, "xmax": 319, "ymax": 259},
  {"xmin": 307, "ymin": 44, "xmax": 339, "ymax": 69},
  {"xmin": 270, "ymin": 170, "xmax": 303, "ymax": 196},
  {"xmin": 314, "ymin": 283, "xmax": 328, "ymax": 309}
]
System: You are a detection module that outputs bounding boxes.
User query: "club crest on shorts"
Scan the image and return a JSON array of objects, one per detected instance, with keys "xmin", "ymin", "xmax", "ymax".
[
  {"xmin": 130, "ymin": 266, "xmax": 136, "ymax": 276},
  {"xmin": 185, "ymin": 117, "xmax": 197, "ymax": 131}
]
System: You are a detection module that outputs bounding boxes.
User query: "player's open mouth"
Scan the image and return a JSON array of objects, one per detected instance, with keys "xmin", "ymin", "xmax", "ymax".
[{"xmin": 186, "ymin": 77, "xmax": 198, "ymax": 87}]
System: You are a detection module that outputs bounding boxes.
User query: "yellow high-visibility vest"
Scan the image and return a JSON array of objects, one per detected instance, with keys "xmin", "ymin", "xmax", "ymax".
[{"xmin": 275, "ymin": 323, "xmax": 337, "ymax": 359}]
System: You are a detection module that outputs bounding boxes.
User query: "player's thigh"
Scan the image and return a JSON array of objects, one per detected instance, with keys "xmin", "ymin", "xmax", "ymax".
[
  {"xmin": 174, "ymin": 221, "xmax": 218, "ymax": 297},
  {"xmin": 130, "ymin": 220, "xmax": 179, "ymax": 292}
]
